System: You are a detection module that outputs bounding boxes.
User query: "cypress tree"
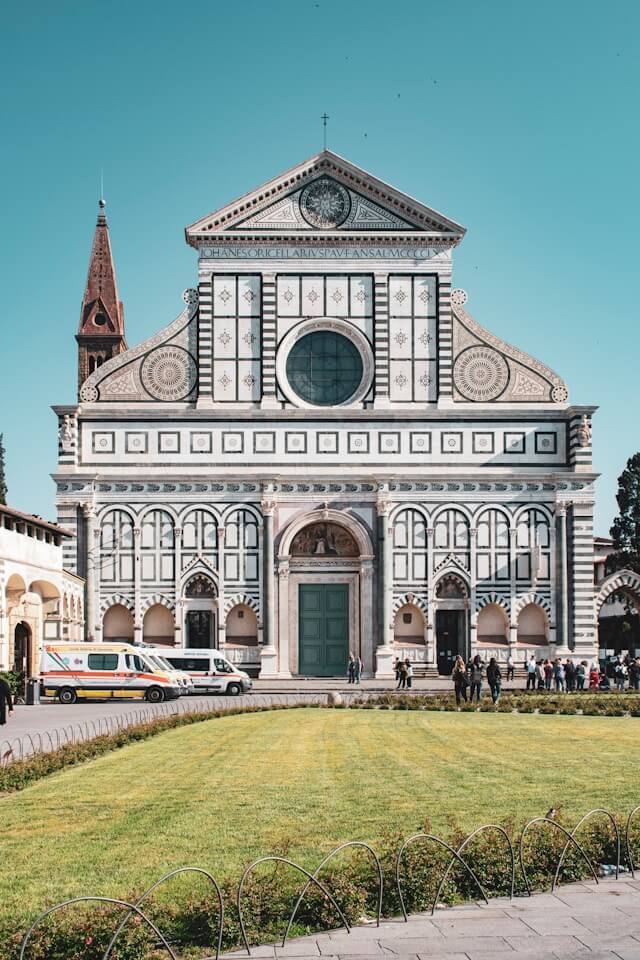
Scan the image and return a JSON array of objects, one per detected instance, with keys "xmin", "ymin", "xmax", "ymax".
[{"xmin": 610, "ymin": 452, "xmax": 640, "ymax": 574}]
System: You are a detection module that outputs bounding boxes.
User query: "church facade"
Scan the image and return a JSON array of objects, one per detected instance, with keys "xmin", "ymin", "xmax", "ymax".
[{"xmin": 53, "ymin": 151, "xmax": 597, "ymax": 677}]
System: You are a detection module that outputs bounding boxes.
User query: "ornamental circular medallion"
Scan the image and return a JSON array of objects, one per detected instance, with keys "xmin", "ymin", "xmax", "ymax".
[
  {"xmin": 80, "ymin": 383, "xmax": 99, "ymax": 402},
  {"xmin": 451, "ymin": 288, "xmax": 468, "ymax": 307},
  {"xmin": 551, "ymin": 384, "xmax": 569, "ymax": 403},
  {"xmin": 141, "ymin": 346, "xmax": 197, "ymax": 401},
  {"xmin": 183, "ymin": 288, "xmax": 198, "ymax": 306},
  {"xmin": 299, "ymin": 178, "xmax": 351, "ymax": 229},
  {"xmin": 453, "ymin": 345, "xmax": 509, "ymax": 401}
]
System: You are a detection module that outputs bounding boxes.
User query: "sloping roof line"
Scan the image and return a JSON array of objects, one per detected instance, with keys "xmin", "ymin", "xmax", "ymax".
[{"xmin": 185, "ymin": 149, "xmax": 466, "ymax": 242}]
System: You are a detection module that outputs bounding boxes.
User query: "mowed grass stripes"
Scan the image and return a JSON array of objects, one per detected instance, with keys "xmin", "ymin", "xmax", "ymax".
[{"xmin": 1, "ymin": 708, "xmax": 638, "ymax": 922}]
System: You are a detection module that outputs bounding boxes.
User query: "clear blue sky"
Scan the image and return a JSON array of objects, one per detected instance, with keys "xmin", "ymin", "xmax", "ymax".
[{"xmin": 1, "ymin": 0, "xmax": 638, "ymax": 535}]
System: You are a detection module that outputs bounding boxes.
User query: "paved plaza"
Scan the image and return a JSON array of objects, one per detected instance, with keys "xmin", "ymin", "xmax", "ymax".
[{"xmin": 224, "ymin": 877, "xmax": 640, "ymax": 960}]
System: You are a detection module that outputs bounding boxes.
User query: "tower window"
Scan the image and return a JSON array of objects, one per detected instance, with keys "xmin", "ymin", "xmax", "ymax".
[{"xmin": 94, "ymin": 313, "xmax": 107, "ymax": 326}]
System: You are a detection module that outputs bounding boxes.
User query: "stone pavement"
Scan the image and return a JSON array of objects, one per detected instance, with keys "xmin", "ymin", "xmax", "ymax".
[{"xmin": 223, "ymin": 877, "xmax": 640, "ymax": 960}]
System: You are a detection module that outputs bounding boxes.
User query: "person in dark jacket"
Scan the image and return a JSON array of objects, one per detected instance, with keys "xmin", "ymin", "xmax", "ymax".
[
  {"xmin": 0, "ymin": 677, "xmax": 14, "ymax": 725},
  {"xmin": 487, "ymin": 657, "xmax": 502, "ymax": 703},
  {"xmin": 469, "ymin": 655, "xmax": 484, "ymax": 703},
  {"xmin": 451, "ymin": 655, "xmax": 468, "ymax": 706}
]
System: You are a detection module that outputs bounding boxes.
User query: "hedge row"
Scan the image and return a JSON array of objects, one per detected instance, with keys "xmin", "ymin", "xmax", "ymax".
[
  {"xmin": 3, "ymin": 693, "xmax": 638, "ymax": 797},
  {"xmin": 355, "ymin": 692, "xmax": 640, "ymax": 716},
  {"xmin": 2, "ymin": 810, "xmax": 635, "ymax": 959}
]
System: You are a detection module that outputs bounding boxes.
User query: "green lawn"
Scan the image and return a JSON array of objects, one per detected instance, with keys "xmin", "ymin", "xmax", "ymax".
[{"xmin": 2, "ymin": 708, "xmax": 638, "ymax": 924}]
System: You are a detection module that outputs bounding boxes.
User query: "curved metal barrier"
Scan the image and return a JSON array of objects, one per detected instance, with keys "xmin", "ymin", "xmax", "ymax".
[
  {"xmin": 103, "ymin": 866, "xmax": 224, "ymax": 960},
  {"xmin": 396, "ymin": 833, "xmax": 489, "ymax": 919},
  {"xmin": 553, "ymin": 809, "xmax": 620, "ymax": 891},
  {"xmin": 283, "ymin": 841, "xmax": 383, "ymax": 945},
  {"xmin": 237, "ymin": 856, "xmax": 351, "ymax": 955},
  {"xmin": 519, "ymin": 817, "xmax": 599, "ymax": 895},
  {"xmin": 19, "ymin": 896, "xmax": 176, "ymax": 960},
  {"xmin": 625, "ymin": 805, "xmax": 640, "ymax": 878},
  {"xmin": 16, "ymin": 806, "xmax": 640, "ymax": 957},
  {"xmin": 433, "ymin": 824, "xmax": 515, "ymax": 911}
]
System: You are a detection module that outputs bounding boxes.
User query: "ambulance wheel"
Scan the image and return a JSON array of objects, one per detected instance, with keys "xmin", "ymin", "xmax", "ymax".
[
  {"xmin": 145, "ymin": 686, "xmax": 165, "ymax": 703},
  {"xmin": 226, "ymin": 682, "xmax": 241, "ymax": 697},
  {"xmin": 59, "ymin": 687, "xmax": 77, "ymax": 705}
]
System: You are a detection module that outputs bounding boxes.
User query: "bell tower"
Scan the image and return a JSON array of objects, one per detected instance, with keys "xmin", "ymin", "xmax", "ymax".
[{"xmin": 76, "ymin": 199, "xmax": 127, "ymax": 394}]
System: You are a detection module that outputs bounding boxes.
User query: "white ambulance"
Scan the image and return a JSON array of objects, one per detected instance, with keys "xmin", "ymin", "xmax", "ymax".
[
  {"xmin": 40, "ymin": 643, "xmax": 182, "ymax": 704},
  {"xmin": 151, "ymin": 647, "xmax": 253, "ymax": 695}
]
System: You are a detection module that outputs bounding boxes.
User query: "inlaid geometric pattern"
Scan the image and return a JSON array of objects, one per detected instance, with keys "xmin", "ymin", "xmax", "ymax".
[
  {"xmin": 389, "ymin": 274, "xmax": 437, "ymax": 402},
  {"xmin": 212, "ymin": 274, "xmax": 261, "ymax": 402}
]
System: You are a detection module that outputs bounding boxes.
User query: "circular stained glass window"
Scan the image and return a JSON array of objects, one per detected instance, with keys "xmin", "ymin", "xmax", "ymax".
[{"xmin": 285, "ymin": 331, "xmax": 364, "ymax": 406}]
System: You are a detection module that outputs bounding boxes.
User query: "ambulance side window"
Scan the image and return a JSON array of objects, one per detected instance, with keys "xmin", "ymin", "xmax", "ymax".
[
  {"xmin": 88, "ymin": 654, "xmax": 119, "ymax": 671},
  {"xmin": 125, "ymin": 655, "xmax": 145, "ymax": 671},
  {"xmin": 214, "ymin": 658, "xmax": 233, "ymax": 674}
]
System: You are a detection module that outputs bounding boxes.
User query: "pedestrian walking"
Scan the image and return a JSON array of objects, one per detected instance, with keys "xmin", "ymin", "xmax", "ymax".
[
  {"xmin": 535, "ymin": 660, "xmax": 545, "ymax": 690},
  {"xmin": 347, "ymin": 654, "xmax": 355, "ymax": 684},
  {"xmin": 576, "ymin": 661, "xmax": 586, "ymax": 691},
  {"xmin": 506, "ymin": 653, "xmax": 515, "ymax": 682},
  {"xmin": 404, "ymin": 659, "xmax": 413, "ymax": 689},
  {"xmin": 469, "ymin": 654, "xmax": 484, "ymax": 703},
  {"xmin": 526, "ymin": 655, "xmax": 537, "ymax": 691},
  {"xmin": 487, "ymin": 657, "xmax": 502, "ymax": 703},
  {"xmin": 589, "ymin": 661, "xmax": 600, "ymax": 690},
  {"xmin": 565, "ymin": 659, "xmax": 576, "ymax": 692},
  {"xmin": 629, "ymin": 658, "xmax": 640, "ymax": 691},
  {"xmin": 396, "ymin": 659, "xmax": 407, "ymax": 690},
  {"xmin": 0, "ymin": 676, "xmax": 14, "ymax": 726},
  {"xmin": 451, "ymin": 655, "xmax": 468, "ymax": 706},
  {"xmin": 353, "ymin": 655, "xmax": 363, "ymax": 685},
  {"xmin": 543, "ymin": 659, "xmax": 553, "ymax": 691},
  {"xmin": 393, "ymin": 658, "xmax": 402, "ymax": 685}
]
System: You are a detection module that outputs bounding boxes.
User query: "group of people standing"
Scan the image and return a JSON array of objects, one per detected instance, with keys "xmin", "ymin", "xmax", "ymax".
[
  {"xmin": 451, "ymin": 654, "xmax": 503, "ymax": 706},
  {"xmin": 525, "ymin": 654, "xmax": 640, "ymax": 692},
  {"xmin": 394, "ymin": 658, "xmax": 414, "ymax": 689}
]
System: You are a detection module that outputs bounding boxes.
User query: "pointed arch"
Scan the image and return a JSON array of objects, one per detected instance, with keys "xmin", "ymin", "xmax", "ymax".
[
  {"xmin": 99, "ymin": 593, "xmax": 134, "ymax": 617},
  {"xmin": 514, "ymin": 592, "xmax": 552, "ymax": 617},
  {"xmin": 476, "ymin": 593, "xmax": 511, "ymax": 616},
  {"xmin": 140, "ymin": 593, "xmax": 175, "ymax": 614},
  {"xmin": 222, "ymin": 593, "xmax": 261, "ymax": 621},
  {"xmin": 392, "ymin": 593, "xmax": 429, "ymax": 616}
]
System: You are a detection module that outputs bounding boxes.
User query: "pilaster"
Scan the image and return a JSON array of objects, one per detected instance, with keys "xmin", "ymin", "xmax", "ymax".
[
  {"xmin": 133, "ymin": 526, "xmax": 142, "ymax": 644},
  {"xmin": 375, "ymin": 493, "xmax": 394, "ymax": 677},
  {"xmin": 82, "ymin": 502, "xmax": 97, "ymax": 641},
  {"xmin": 373, "ymin": 272, "xmax": 390, "ymax": 407}
]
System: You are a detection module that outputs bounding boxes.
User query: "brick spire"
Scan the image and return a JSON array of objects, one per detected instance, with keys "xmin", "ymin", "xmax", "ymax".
[
  {"xmin": 76, "ymin": 200, "xmax": 127, "ymax": 393},
  {"xmin": 78, "ymin": 199, "xmax": 124, "ymax": 336}
]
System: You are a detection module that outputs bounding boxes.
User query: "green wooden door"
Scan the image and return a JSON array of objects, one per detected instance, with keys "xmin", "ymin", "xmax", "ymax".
[{"xmin": 299, "ymin": 584, "xmax": 349, "ymax": 677}]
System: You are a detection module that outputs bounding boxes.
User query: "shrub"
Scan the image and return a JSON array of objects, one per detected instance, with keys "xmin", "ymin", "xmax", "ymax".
[{"xmin": 5, "ymin": 809, "xmax": 631, "ymax": 960}]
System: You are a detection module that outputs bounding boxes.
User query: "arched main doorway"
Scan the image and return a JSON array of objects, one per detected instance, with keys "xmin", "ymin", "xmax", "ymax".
[
  {"xmin": 278, "ymin": 510, "xmax": 375, "ymax": 678},
  {"xmin": 433, "ymin": 573, "xmax": 469, "ymax": 675}
]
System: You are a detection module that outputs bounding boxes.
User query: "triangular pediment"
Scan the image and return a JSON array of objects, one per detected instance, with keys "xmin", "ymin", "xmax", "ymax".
[{"xmin": 185, "ymin": 150, "xmax": 465, "ymax": 245}]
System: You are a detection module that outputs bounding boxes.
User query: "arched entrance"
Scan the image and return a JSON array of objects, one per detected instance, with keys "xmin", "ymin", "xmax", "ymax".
[
  {"xmin": 596, "ymin": 569, "xmax": 640, "ymax": 659},
  {"xmin": 143, "ymin": 604, "xmax": 175, "ymax": 647},
  {"xmin": 278, "ymin": 510, "xmax": 375, "ymax": 678},
  {"xmin": 13, "ymin": 622, "xmax": 31, "ymax": 678},
  {"xmin": 103, "ymin": 603, "xmax": 134, "ymax": 642},
  {"xmin": 183, "ymin": 573, "xmax": 217, "ymax": 649},
  {"xmin": 433, "ymin": 573, "xmax": 469, "ymax": 675}
]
